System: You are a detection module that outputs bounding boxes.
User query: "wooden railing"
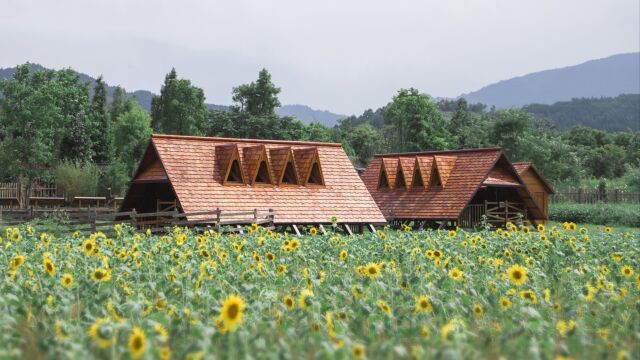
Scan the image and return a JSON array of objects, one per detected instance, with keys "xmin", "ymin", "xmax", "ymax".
[
  {"xmin": 0, "ymin": 207, "xmax": 276, "ymax": 234},
  {"xmin": 458, "ymin": 204, "xmax": 485, "ymax": 229},
  {"xmin": 551, "ymin": 190, "xmax": 639, "ymax": 204}
]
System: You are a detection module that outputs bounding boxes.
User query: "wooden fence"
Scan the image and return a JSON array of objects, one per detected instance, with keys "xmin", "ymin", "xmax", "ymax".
[
  {"xmin": 551, "ymin": 190, "xmax": 639, "ymax": 204},
  {"xmin": 0, "ymin": 207, "xmax": 275, "ymax": 234}
]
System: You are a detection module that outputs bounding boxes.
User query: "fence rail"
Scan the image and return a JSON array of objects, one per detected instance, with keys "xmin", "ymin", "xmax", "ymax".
[
  {"xmin": 551, "ymin": 190, "xmax": 639, "ymax": 204},
  {"xmin": 0, "ymin": 207, "xmax": 276, "ymax": 234}
]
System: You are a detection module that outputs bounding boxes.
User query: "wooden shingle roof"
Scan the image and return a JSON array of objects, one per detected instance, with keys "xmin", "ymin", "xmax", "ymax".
[
  {"xmin": 129, "ymin": 134, "xmax": 386, "ymax": 224},
  {"xmin": 361, "ymin": 148, "xmax": 545, "ymax": 220}
]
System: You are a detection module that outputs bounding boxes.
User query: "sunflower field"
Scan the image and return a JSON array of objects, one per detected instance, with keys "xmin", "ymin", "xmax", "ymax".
[{"xmin": 0, "ymin": 222, "xmax": 638, "ymax": 359}]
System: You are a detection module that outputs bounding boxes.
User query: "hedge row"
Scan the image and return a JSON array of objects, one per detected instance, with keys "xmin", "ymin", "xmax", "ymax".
[{"xmin": 549, "ymin": 203, "xmax": 640, "ymax": 228}]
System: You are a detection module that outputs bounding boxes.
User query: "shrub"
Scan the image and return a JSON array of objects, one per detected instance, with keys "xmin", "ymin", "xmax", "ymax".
[
  {"xmin": 549, "ymin": 203, "xmax": 640, "ymax": 227},
  {"xmin": 52, "ymin": 162, "xmax": 100, "ymax": 200}
]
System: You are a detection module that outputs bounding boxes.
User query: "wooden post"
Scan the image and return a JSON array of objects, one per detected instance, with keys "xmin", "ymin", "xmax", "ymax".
[
  {"xmin": 292, "ymin": 224, "xmax": 302, "ymax": 236},
  {"xmin": 343, "ymin": 224, "xmax": 353, "ymax": 236},
  {"xmin": 368, "ymin": 224, "xmax": 376, "ymax": 233},
  {"xmin": 215, "ymin": 208, "xmax": 221, "ymax": 233},
  {"xmin": 253, "ymin": 208, "xmax": 258, "ymax": 224},
  {"xmin": 130, "ymin": 208, "xmax": 137, "ymax": 227},
  {"xmin": 318, "ymin": 224, "xmax": 327, "ymax": 235},
  {"xmin": 91, "ymin": 208, "xmax": 97, "ymax": 233},
  {"xmin": 268, "ymin": 208, "xmax": 274, "ymax": 227}
]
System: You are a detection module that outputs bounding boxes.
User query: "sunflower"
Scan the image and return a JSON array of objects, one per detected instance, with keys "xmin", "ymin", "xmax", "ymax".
[
  {"xmin": 507, "ymin": 265, "xmax": 528, "ymax": 286},
  {"xmin": 604, "ymin": 227, "xmax": 612, "ymax": 234},
  {"xmin": 53, "ymin": 321, "xmax": 68, "ymax": 340},
  {"xmin": 176, "ymin": 234, "xmax": 186, "ymax": 246},
  {"xmin": 309, "ymin": 227, "xmax": 318, "ymax": 236},
  {"xmin": 364, "ymin": 263, "xmax": 381, "ymax": 279},
  {"xmin": 290, "ymin": 239, "xmax": 300, "ymax": 250},
  {"xmin": 415, "ymin": 295, "xmax": 433, "ymax": 314},
  {"xmin": 266, "ymin": 252, "xmax": 275, "ymax": 261},
  {"xmin": 154, "ymin": 323, "xmax": 169, "ymax": 342},
  {"xmin": 11, "ymin": 228, "xmax": 20, "ymax": 242},
  {"xmin": 43, "ymin": 257, "xmax": 56, "ymax": 276},
  {"xmin": 88, "ymin": 317, "xmax": 117, "ymax": 349},
  {"xmin": 448, "ymin": 268, "xmax": 463, "ymax": 282},
  {"xmin": 61, "ymin": 273, "xmax": 74, "ymax": 288},
  {"xmin": 128, "ymin": 327, "xmax": 146, "ymax": 359},
  {"xmin": 447, "ymin": 230, "xmax": 456, "ymax": 238},
  {"xmin": 159, "ymin": 346, "xmax": 171, "ymax": 360},
  {"xmin": 218, "ymin": 294, "xmax": 246, "ymax": 332},
  {"xmin": 621, "ymin": 266, "xmax": 634, "ymax": 278},
  {"xmin": 472, "ymin": 303, "xmax": 483, "ymax": 317},
  {"xmin": 421, "ymin": 326, "xmax": 430, "ymax": 339},
  {"xmin": 298, "ymin": 289, "xmax": 314, "ymax": 310},
  {"xmin": 83, "ymin": 239, "xmax": 96, "ymax": 256},
  {"xmin": 377, "ymin": 300, "xmax": 392, "ymax": 316},
  {"xmin": 433, "ymin": 250, "xmax": 442, "ymax": 259},
  {"xmin": 9, "ymin": 255, "xmax": 25, "ymax": 270},
  {"xmin": 522, "ymin": 226, "xmax": 530, "ymax": 234},
  {"xmin": 277, "ymin": 264, "xmax": 287, "ymax": 276},
  {"xmin": 339, "ymin": 250, "xmax": 347, "ymax": 262},
  {"xmin": 91, "ymin": 268, "xmax": 112, "ymax": 283},
  {"xmin": 351, "ymin": 344, "xmax": 366, "ymax": 359},
  {"xmin": 283, "ymin": 295, "xmax": 295, "ymax": 310},
  {"xmin": 499, "ymin": 297, "xmax": 512, "ymax": 309},
  {"xmin": 537, "ymin": 224, "xmax": 545, "ymax": 232},
  {"xmin": 519, "ymin": 290, "xmax": 538, "ymax": 304}
]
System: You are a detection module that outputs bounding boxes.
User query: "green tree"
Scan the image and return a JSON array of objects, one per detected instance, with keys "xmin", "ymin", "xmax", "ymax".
[
  {"xmin": 231, "ymin": 68, "xmax": 281, "ymax": 116},
  {"xmin": 109, "ymin": 86, "xmax": 132, "ymax": 124},
  {"xmin": 489, "ymin": 109, "xmax": 534, "ymax": 160},
  {"xmin": 56, "ymin": 69, "xmax": 94, "ymax": 163},
  {"xmin": 90, "ymin": 76, "xmax": 110, "ymax": 163},
  {"xmin": 449, "ymin": 99, "xmax": 487, "ymax": 148},
  {"xmin": 0, "ymin": 64, "xmax": 63, "ymax": 200},
  {"xmin": 151, "ymin": 68, "xmax": 208, "ymax": 135},
  {"xmin": 347, "ymin": 124, "xmax": 384, "ymax": 164},
  {"xmin": 583, "ymin": 144, "xmax": 626, "ymax": 178},
  {"xmin": 384, "ymin": 88, "xmax": 452, "ymax": 152},
  {"xmin": 111, "ymin": 102, "xmax": 153, "ymax": 175}
]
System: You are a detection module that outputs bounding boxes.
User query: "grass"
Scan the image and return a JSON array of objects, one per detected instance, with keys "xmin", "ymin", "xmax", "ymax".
[{"xmin": 549, "ymin": 203, "xmax": 640, "ymax": 228}]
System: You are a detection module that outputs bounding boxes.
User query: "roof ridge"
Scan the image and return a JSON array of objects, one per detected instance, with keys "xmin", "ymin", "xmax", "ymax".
[
  {"xmin": 374, "ymin": 147, "xmax": 502, "ymax": 157},
  {"xmin": 152, "ymin": 134, "xmax": 343, "ymax": 147}
]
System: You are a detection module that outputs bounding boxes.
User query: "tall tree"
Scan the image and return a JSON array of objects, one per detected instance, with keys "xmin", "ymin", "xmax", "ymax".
[
  {"xmin": 0, "ymin": 65, "xmax": 63, "ymax": 201},
  {"xmin": 90, "ymin": 76, "xmax": 110, "ymax": 163},
  {"xmin": 111, "ymin": 102, "xmax": 153, "ymax": 175},
  {"xmin": 231, "ymin": 68, "xmax": 281, "ymax": 116},
  {"xmin": 449, "ymin": 99, "xmax": 487, "ymax": 149},
  {"xmin": 109, "ymin": 86, "xmax": 132, "ymax": 124},
  {"xmin": 57, "ymin": 69, "xmax": 94, "ymax": 162},
  {"xmin": 489, "ymin": 109, "xmax": 534, "ymax": 160},
  {"xmin": 151, "ymin": 68, "xmax": 208, "ymax": 135},
  {"xmin": 384, "ymin": 88, "xmax": 452, "ymax": 152}
]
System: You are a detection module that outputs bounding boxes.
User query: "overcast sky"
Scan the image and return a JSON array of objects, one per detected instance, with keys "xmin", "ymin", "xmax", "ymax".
[{"xmin": 1, "ymin": 0, "xmax": 638, "ymax": 114}]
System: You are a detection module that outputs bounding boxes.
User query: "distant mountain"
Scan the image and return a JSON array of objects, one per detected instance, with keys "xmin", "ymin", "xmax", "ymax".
[
  {"xmin": 523, "ymin": 94, "xmax": 639, "ymax": 132},
  {"xmin": 0, "ymin": 64, "xmax": 347, "ymax": 127},
  {"xmin": 461, "ymin": 53, "xmax": 640, "ymax": 109},
  {"xmin": 275, "ymin": 104, "xmax": 346, "ymax": 127}
]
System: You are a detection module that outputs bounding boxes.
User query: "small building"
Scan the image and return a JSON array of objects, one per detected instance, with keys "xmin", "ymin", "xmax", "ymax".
[
  {"xmin": 120, "ymin": 134, "xmax": 386, "ymax": 232},
  {"xmin": 512, "ymin": 162, "xmax": 555, "ymax": 223},
  {"xmin": 361, "ymin": 148, "xmax": 547, "ymax": 229}
]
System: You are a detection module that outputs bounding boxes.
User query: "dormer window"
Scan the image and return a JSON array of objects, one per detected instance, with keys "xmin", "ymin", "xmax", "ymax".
[
  {"xmin": 430, "ymin": 166, "xmax": 442, "ymax": 188},
  {"xmin": 412, "ymin": 166, "xmax": 424, "ymax": 188},
  {"xmin": 282, "ymin": 161, "xmax": 298, "ymax": 184},
  {"xmin": 395, "ymin": 166, "xmax": 406, "ymax": 189},
  {"xmin": 226, "ymin": 159, "xmax": 244, "ymax": 183},
  {"xmin": 307, "ymin": 162, "xmax": 323, "ymax": 185},
  {"xmin": 378, "ymin": 168, "xmax": 389, "ymax": 189},
  {"xmin": 255, "ymin": 161, "xmax": 271, "ymax": 184}
]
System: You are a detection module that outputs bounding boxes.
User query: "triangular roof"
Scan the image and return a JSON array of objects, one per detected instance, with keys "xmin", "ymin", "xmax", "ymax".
[
  {"xmin": 269, "ymin": 146, "xmax": 300, "ymax": 185},
  {"xmin": 216, "ymin": 144, "xmax": 245, "ymax": 185},
  {"xmin": 513, "ymin": 162, "xmax": 555, "ymax": 194},
  {"xmin": 381, "ymin": 158, "xmax": 398, "ymax": 189},
  {"xmin": 398, "ymin": 158, "xmax": 415, "ymax": 188},
  {"xmin": 361, "ymin": 148, "xmax": 545, "ymax": 221},
  {"xmin": 293, "ymin": 147, "xmax": 324, "ymax": 186},
  {"xmin": 242, "ymin": 145, "xmax": 274, "ymax": 185},
  {"xmin": 133, "ymin": 145, "xmax": 168, "ymax": 182},
  {"xmin": 122, "ymin": 135, "xmax": 386, "ymax": 225}
]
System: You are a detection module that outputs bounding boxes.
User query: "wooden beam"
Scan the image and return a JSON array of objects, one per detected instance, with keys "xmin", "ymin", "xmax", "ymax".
[
  {"xmin": 368, "ymin": 224, "xmax": 376, "ymax": 233},
  {"xmin": 344, "ymin": 224, "xmax": 353, "ymax": 236},
  {"xmin": 318, "ymin": 224, "xmax": 327, "ymax": 236},
  {"xmin": 292, "ymin": 224, "xmax": 302, "ymax": 236}
]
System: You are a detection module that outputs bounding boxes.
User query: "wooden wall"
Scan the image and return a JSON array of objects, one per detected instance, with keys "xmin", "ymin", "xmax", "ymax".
[{"xmin": 519, "ymin": 169, "xmax": 549, "ymax": 221}]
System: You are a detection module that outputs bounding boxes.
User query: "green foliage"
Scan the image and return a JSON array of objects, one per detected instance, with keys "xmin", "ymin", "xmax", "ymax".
[
  {"xmin": 384, "ymin": 88, "xmax": 452, "ymax": 152},
  {"xmin": 52, "ymin": 162, "xmax": 100, "ymax": 200},
  {"xmin": 99, "ymin": 162, "xmax": 131, "ymax": 196},
  {"xmin": 549, "ymin": 203, "xmax": 640, "ymax": 227},
  {"xmin": 231, "ymin": 68, "xmax": 281, "ymax": 116},
  {"xmin": 523, "ymin": 94, "xmax": 640, "ymax": 131},
  {"xmin": 110, "ymin": 102, "xmax": 152, "ymax": 175},
  {"xmin": 90, "ymin": 76, "xmax": 110, "ymax": 163},
  {"xmin": 151, "ymin": 68, "xmax": 208, "ymax": 135}
]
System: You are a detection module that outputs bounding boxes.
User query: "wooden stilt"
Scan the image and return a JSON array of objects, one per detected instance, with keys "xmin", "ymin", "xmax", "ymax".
[
  {"xmin": 344, "ymin": 224, "xmax": 353, "ymax": 236},
  {"xmin": 292, "ymin": 224, "xmax": 302, "ymax": 236},
  {"xmin": 368, "ymin": 224, "xmax": 376, "ymax": 233},
  {"xmin": 318, "ymin": 224, "xmax": 327, "ymax": 235}
]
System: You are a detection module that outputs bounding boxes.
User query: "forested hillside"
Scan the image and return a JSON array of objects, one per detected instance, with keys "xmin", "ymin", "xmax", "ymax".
[
  {"xmin": 1, "ymin": 63, "xmax": 638, "ymax": 199},
  {"xmin": 523, "ymin": 94, "xmax": 639, "ymax": 131}
]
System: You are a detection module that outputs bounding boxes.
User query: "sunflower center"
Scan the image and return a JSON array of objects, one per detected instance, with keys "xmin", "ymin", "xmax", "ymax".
[
  {"xmin": 95, "ymin": 271, "xmax": 104, "ymax": 279},
  {"xmin": 513, "ymin": 271, "xmax": 522, "ymax": 279},
  {"xmin": 368, "ymin": 267, "xmax": 377, "ymax": 274},
  {"xmin": 420, "ymin": 300, "xmax": 428, "ymax": 308},
  {"xmin": 133, "ymin": 336, "xmax": 143, "ymax": 349},
  {"xmin": 46, "ymin": 263, "xmax": 53, "ymax": 271},
  {"xmin": 227, "ymin": 304, "xmax": 239, "ymax": 319}
]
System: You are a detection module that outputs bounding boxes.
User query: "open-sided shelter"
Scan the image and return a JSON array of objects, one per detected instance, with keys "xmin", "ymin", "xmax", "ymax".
[
  {"xmin": 512, "ymin": 162, "xmax": 555, "ymax": 223},
  {"xmin": 361, "ymin": 148, "xmax": 547, "ymax": 229},
  {"xmin": 120, "ymin": 134, "xmax": 386, "ymax": 232}
]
